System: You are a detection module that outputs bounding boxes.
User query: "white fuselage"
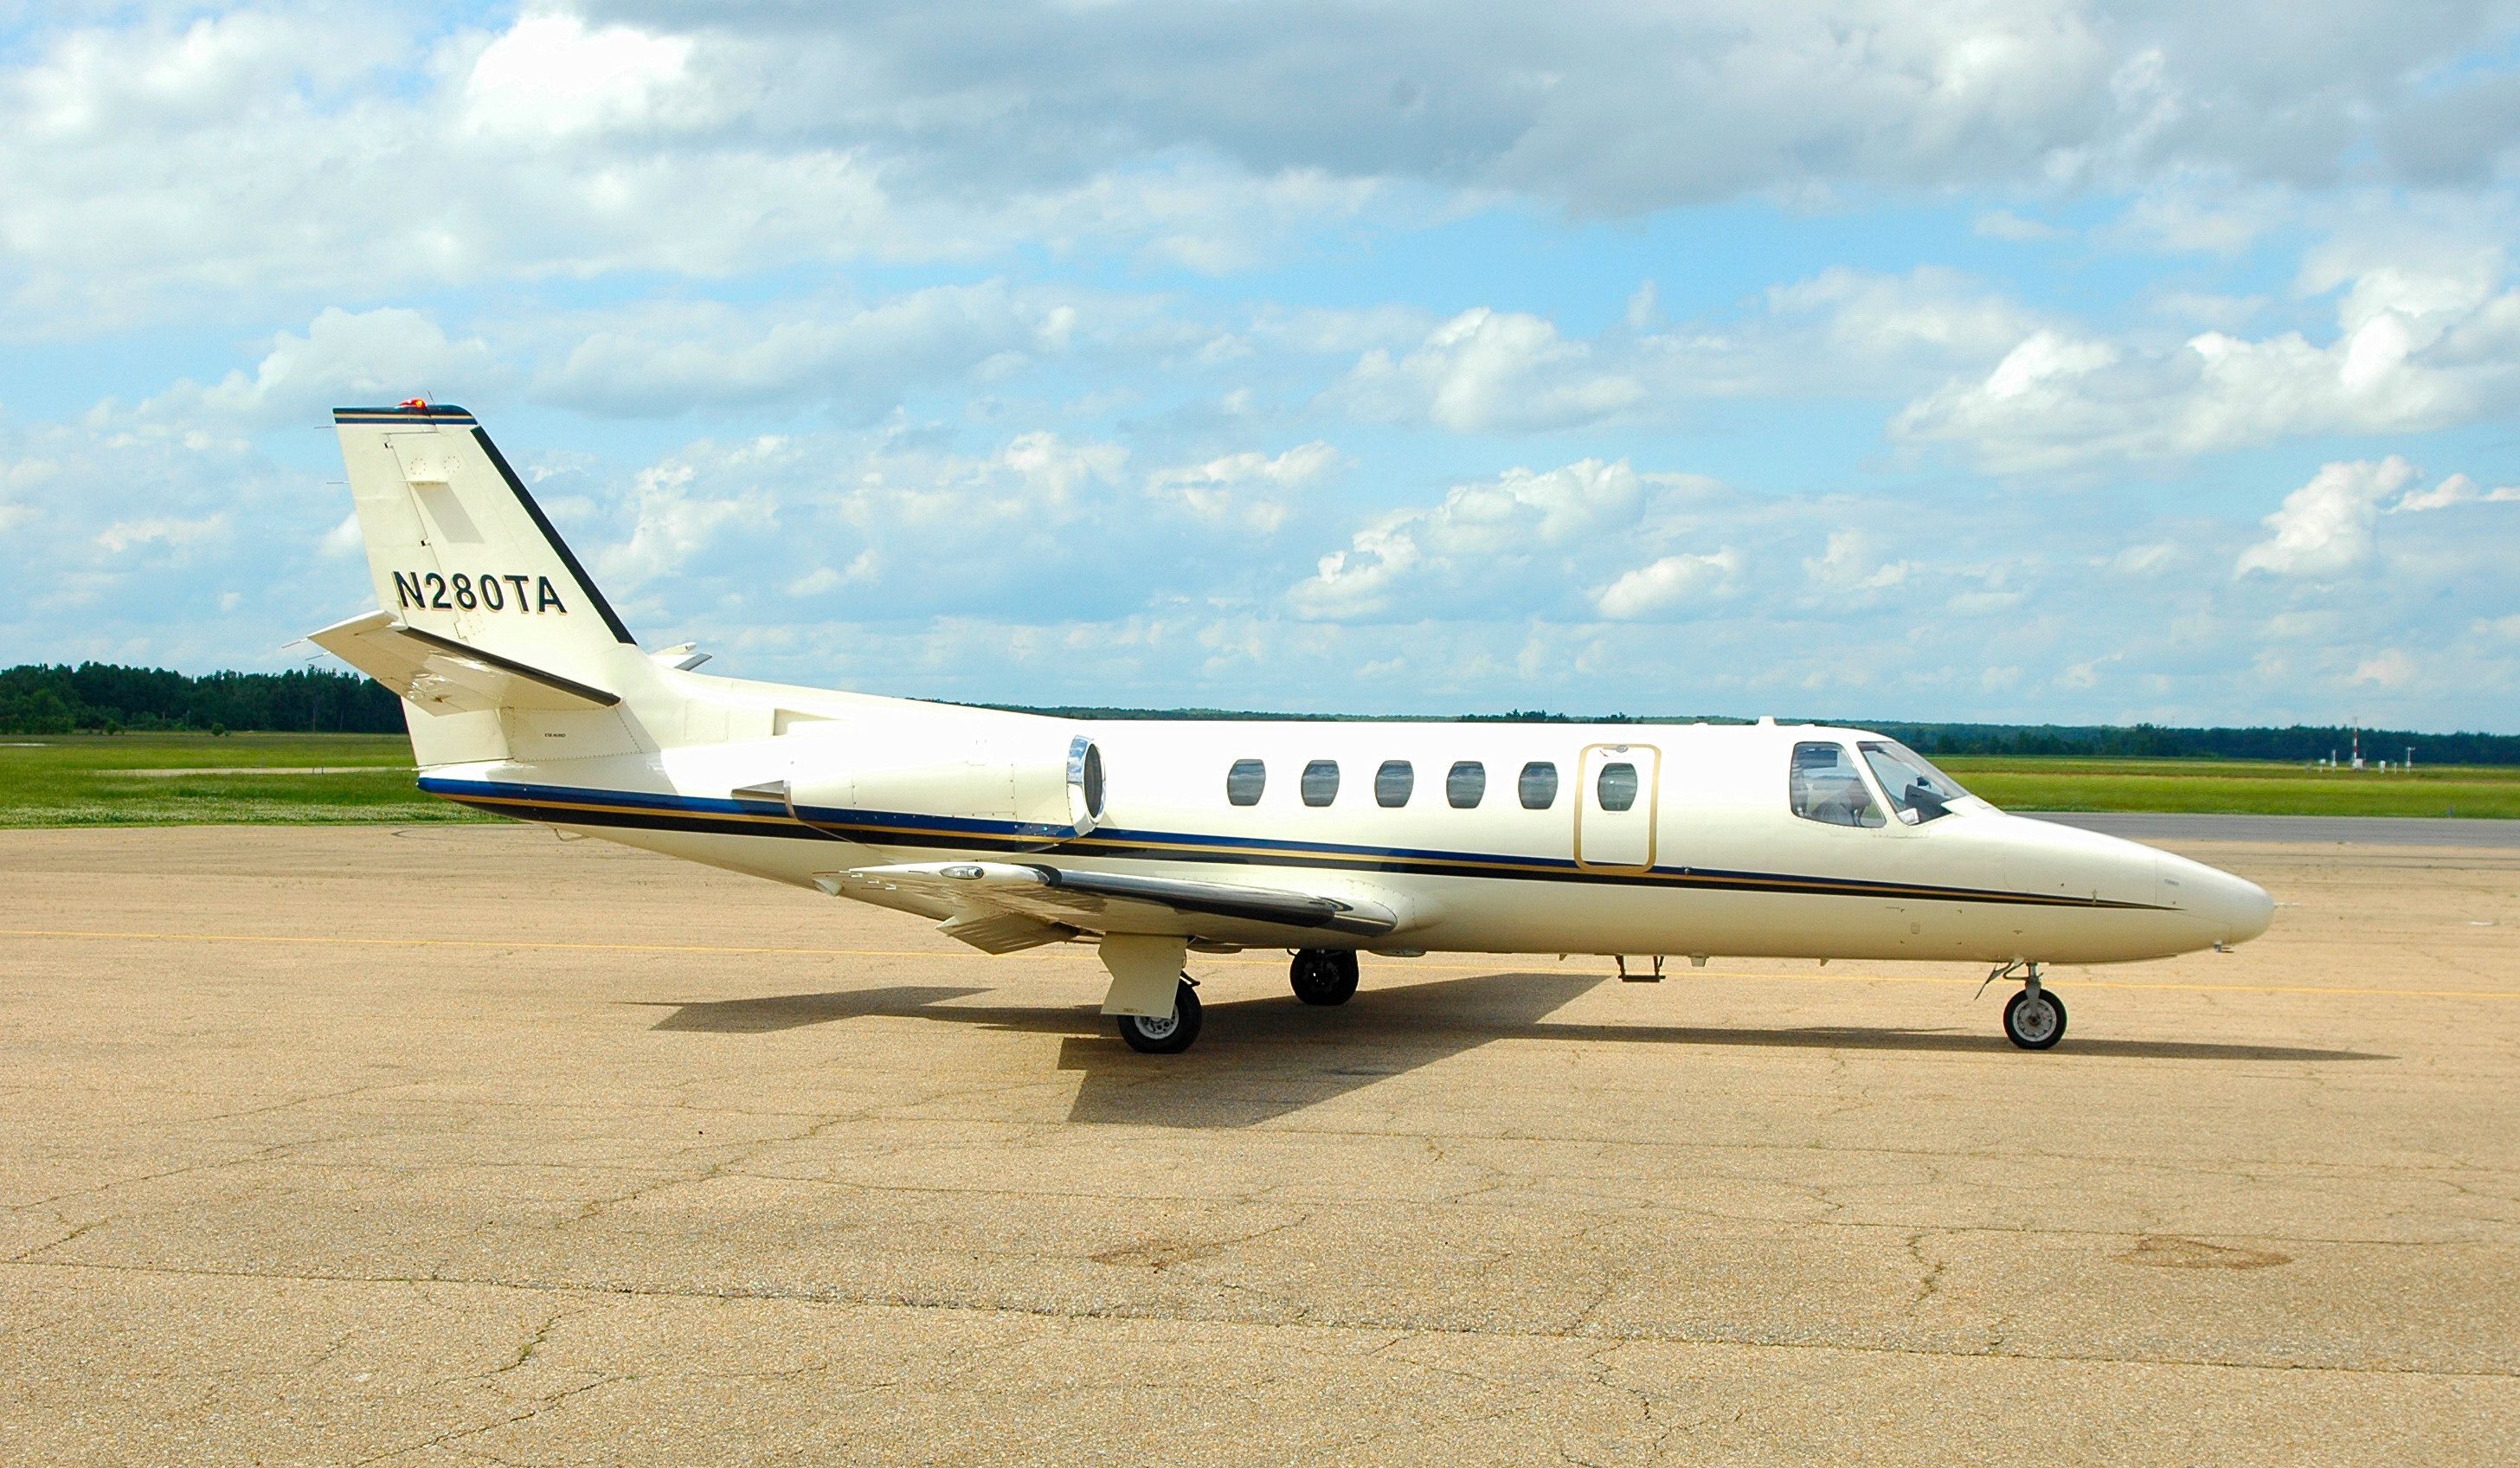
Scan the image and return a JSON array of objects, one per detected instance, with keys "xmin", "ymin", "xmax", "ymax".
[
  {"xmin": 416, "ymin": 672, "xmax": 2274, "ymax": 967},
  {"xmin": 314, "ymin": 398, "xmax": 2273, "ymax": 1053}
]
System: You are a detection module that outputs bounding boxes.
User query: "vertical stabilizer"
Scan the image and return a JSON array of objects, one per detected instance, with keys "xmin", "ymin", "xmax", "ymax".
[
  {"xmin": 333, "ymin": 403, "xmax": 638, "ymax": 675},
  {"xmin": 328, "ymin": 403, "xmax": 652, "ymax": 766}
]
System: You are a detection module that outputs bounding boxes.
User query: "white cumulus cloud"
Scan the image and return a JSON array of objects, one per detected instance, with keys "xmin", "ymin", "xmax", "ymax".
[
  {"xmin": 1340, "ymin": 308, "xmax": 1645, "ymax": 433},
  {"xmin": 1803, "ymin": 531, "xmax": 1916, "ymax": 594},
  {"xmin": 1593, "ymin": 550, "xmax": 1742, "ymax": 620},
  {"xmin": 595, "ymin": 451, "xmax": 779, "ymax": 589},
  {"xmin": 1288, "ymin": 459, "xmax": 1715, "ymax": 620},
  {"xmin": 2394, "ymin": 472, "xmax": 2520, "ymax": 512},
  {"xmin": 2235, "ymin": 457, "xmax": 2417, "ymax": 578},
  {"xmin": 1898, "ymin": 251, "xmax": 2520, "ymax": 472},
  {"xmin": 1147, "ymin": 441, "xmax": 1344, "ymax": 532},
  {"xmin": 461, "ymin": 11, "xmax": 707, "ymax": 139},
  {"xmin": 94, "ymin": 512, "xmax": 228, "ymax": 555}
]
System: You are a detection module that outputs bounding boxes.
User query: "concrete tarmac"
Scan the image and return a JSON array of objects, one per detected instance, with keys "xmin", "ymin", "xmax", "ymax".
[
  {"xmin": 1, "ymin": 826, "xmax": 2515, "ymax": 1465},
  {"xmin": 2031, "ymin": 810, "xmax": 2520, "ymax": 848}
]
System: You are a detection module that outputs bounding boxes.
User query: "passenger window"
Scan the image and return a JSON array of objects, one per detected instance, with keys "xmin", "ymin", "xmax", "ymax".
[
  {"xmin": 1225, "ymin": 758, "xmax": 1266, "ymax": 807},
  {"xmin": 1518, "ymin": 761, "xmax": 1559, "ymax": 810},
  {"xmin": 1446, "ymin": 760, "xmax": 1486, "ymax": 808},
  {"xmin": 1302, "ymin": 759, "xmax": 1340, "ymax": 807},
  {"xmin": 1790, "ymin": 742, "xmax": 1884, "ymax": 828},
  {"xmin": 1374, "ymin": 759, "xmax": 1413, "ymax": 808},
  {"xmin": 1597, "ymin": 761, "xmax": 1638, "ymax": 812}
]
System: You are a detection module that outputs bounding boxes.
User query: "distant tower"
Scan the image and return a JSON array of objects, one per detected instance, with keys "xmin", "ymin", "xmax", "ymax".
[{"xmin": 2351, "ymin": 725, "xmax": 2363, "ymax": 771}]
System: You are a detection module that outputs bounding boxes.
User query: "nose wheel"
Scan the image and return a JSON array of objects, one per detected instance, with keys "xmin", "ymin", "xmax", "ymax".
[
  {"xmin": 1992, "ymin": 963, "xmax": 2067, "ymax": 1050},
  {"xmin": 1290, "ymin": 949, "xmax": 1360, "ymax": 1006}
]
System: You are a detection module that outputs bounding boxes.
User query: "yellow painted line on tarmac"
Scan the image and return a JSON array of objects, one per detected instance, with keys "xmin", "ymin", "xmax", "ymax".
[
  {"xmin": 0, "ymin": 926, "xmax": 1040, "ymax": 965},
  {"xmin": 3, "ymin": 927, "xmax": 2517, "ymax": 1001}
]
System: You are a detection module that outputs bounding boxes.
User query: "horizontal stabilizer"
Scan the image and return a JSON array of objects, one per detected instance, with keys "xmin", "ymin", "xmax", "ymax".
[
  {"xmin": 831, "ymin": 860, "xmax": 1400, "ymax": 943},
  {"xmin": 305, "ymin": 610, "xmax": 620, "ymax": 714}
]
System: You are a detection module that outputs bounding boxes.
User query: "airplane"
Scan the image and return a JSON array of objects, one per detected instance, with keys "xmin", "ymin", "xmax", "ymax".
[{"xmin": 309, "ymin": 402, "xmax": 2275, "ymax": 1055}]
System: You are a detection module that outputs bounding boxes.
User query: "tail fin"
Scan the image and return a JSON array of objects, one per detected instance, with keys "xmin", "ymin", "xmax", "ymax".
[
  {"xmin": 332, "ymin": 402, "xmax": 638, "ymax": 671},
  {"xmin": 321, "ymin": 403, "xmax": 652, "ymax": 766}
]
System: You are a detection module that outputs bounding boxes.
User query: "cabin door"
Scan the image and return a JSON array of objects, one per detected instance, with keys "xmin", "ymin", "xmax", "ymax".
[{"xmin": 1574, "ymin": 743, "xmax": 1660, "ymax": 870}]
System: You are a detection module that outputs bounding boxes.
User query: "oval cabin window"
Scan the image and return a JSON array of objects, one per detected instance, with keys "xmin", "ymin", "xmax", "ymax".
[
  {"xmin": 1597, "ymin": 761, "xmax": 1638, "ymax": 812},
  {"xmin": 1225, "ymin": 758, "xmax": 1266, "ymax": 807},
  {"xmin": 1518, "ymin": 761, "xmax": 1559, "ymax": 809},
  {"xmin": 1302, "ymin": 760, "xmax": 1340, "ymax": 807},
  {"xmin": 1446, "ymin": 761, "xmax": 1486, "ymax": 808},
  {"xmin": 1374, "ymin": 760, "xmax": 1414, "ymax": 808}
]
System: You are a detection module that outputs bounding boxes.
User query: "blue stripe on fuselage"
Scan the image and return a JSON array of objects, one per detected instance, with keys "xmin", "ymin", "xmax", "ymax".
[{"xmin": 414, "ymin": 775, "xmax": 2159, "ymax": 909}]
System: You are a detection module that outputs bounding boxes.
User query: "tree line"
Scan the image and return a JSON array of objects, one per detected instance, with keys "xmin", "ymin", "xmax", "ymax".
[
  {"xmin": 5, "ymin": 662, "xmax": 2514, "ymax": 764},
  {"xmin": 1858, "ymin": 720, "xmax": 2518, "ymax": 765},
  {"xmin": 1003, "ymin": 705, "xmax": 2520, "ymax": 765},
  {"xmin": 0, "ymin": 662, "xmax": 405, "ymax": 735}
]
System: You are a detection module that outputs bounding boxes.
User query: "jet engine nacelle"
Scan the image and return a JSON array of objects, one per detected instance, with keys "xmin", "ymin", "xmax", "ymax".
[{"xmin": 785, "ymin": 727, "xmax": 1107, "ymax": 843}]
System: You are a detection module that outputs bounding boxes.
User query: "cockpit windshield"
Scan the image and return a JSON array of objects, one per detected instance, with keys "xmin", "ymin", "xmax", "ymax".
[
  {"xmin": 1859, "ymin": 739, "xmax": 1971, "ymax": 824},
  {"xmin": 1790, "ymin": 742, "xmax": 1885, "ymax": 827}
]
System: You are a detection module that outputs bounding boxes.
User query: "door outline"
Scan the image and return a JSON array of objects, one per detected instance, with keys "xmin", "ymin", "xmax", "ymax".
[{"xmin": 1573, "ymin": 742, "xmax": 1660, "ymax": 871}]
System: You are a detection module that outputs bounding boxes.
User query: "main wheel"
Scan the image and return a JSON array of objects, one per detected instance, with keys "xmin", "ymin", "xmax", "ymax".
[
  {"xmin": 2002, "ymin": 987, "xmax": 2067, "ymax": 1050},
  {"xmin": 1290, "ymin": 949, "xmax": 1360, "ymax": 1006},
  {"xmin": 1116, "ymin": 980, "xmax": 1203, "ymax": 1054}
]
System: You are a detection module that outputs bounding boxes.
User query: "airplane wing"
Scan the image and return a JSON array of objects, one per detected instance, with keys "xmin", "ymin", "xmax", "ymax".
[
  {"xmin": 307, "ymin": 610, "xmax": 620, "ymax": 713},
  {"xmin": 823, "ymin": 860, "xmax": 1403, "ymax": 953}
]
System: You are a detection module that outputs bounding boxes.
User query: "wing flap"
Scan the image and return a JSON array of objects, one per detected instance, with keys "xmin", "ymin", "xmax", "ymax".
[
  {"xmin": 830, "ymin": 860, "xmax": 1401, "ymax": 942},
  {"xmin": 936, "ymin": 909, "xmax": 1078, "ymax": 954},
  {"xmin": 307, "ymin": 610, "xmax": 620, "ymax": 713}
]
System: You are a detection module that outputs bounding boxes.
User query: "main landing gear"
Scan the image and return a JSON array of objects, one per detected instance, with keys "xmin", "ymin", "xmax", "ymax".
[
  {"xmin": 1115, "ymin": 975, "xmax": 1203, "ymax": 1054},
  {"xmin": 1290, "ymin": 948, "xmax": 1360, "ymax": 1006},
  {"xmin": 1986, "ymin": 961, "xmax": 2067, "ymax": 1050}
]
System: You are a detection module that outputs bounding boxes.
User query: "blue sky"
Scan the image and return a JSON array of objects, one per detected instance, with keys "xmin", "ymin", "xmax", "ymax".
[{"xmin": 3, "ymin": 2, "xmax": 2519, "ymax": 731}]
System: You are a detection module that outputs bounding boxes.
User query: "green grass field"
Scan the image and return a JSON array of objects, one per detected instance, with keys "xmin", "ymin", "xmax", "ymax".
[
  {"xmin": 0, "ymin": 734, "xmax": 2511, "ymax": 827},
  {"xmin": 0, "ymin": 732, "xmax": 482, "ymax": 827},
  {"xmin": 1941, "ymin": 756, "xmax": 2520, "ymax": 819}
]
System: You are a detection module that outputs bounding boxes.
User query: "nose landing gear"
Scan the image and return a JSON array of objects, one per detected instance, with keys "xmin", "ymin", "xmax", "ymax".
[
  {"xmin": 1985, "ymin": 961, "xmax": 2067, "ymax": 1050},
  {"xmin": 1290, "ymin": 949, "xmax": 1360, "ymax": 1006}
]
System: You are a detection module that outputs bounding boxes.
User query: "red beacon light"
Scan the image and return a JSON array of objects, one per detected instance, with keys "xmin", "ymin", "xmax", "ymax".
[{"xmin": 398, "ymin": 397, "xmax": 428, "ymax": 411}]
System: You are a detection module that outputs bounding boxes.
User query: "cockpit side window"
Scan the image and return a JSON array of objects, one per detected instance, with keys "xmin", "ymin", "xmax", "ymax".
[
  {"xmin": 1860, "ymin": 739, "xmax": 1970, "ymax": 824},
  {"xmin": 1789, "ymin": 742, "xmax": 1885, "ymax": 828}
]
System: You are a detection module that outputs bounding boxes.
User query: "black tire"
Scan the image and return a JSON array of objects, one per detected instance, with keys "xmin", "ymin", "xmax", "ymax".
[
  {"xmin": 1290, "ymin": 949, "xmax": 1360, "ymax": 1007},
  {"xmin": 1117, "ymin": 981, "xmax": 1202, "ymax": 1053},
  {"xmin": 2002, "ymin": 987, "xmax": 2067, "ymax": 1050}
]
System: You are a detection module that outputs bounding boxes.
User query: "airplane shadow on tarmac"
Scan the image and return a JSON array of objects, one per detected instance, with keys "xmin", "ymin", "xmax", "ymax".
[{"xmin": 636, "ymin": 969, "xmax": 2391, "ymax": 1130}]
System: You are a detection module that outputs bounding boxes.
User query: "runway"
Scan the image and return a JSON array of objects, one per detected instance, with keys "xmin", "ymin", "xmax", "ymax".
[
  {"xmin": 2031, "ymin": 810, "xmax": 2520, "ymax": 848},
  {"xmin": 3, "ymin": 825, "xmax": 2514, "ymax": 1465}
]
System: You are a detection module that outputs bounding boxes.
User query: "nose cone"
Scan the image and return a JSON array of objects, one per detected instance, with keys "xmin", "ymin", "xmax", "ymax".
[{"xmin": 2160, "ymin": 853, "xmax": 2274, "ymax": 946}]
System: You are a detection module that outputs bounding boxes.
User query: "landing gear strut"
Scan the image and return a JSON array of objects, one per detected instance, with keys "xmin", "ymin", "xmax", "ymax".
[
  {"xmin": 1990, "ymin": 961, "xmax": 2067, "ymax": 1050},
  {"xmin": 1115, "ymin": 975, "xmax": 1203, "ymax": 1054},
  {"xmin": 1290, "ymin": 949, "xmax": 1360, "ymax": 1006}
]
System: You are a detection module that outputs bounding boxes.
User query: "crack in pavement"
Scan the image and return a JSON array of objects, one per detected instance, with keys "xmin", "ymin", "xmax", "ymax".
[
  {"xmin": 347, "ymin": 1373, "xmax": 623, "ymax": 1466},
  {"xmin": 10, "ymin": 1254, "xmax": 2514, "ymax": 1381},
  {"xmin": 1904, "ymin": 1229, "xmax": 1948, "ymax": 1312},
  {"xmin": 483, "ymin": 1309, "xmax": 565, "ymax": 1378}
]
